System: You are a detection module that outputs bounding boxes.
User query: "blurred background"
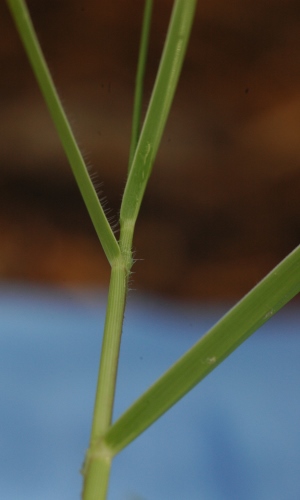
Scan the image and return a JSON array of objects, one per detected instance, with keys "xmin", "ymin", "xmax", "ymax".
[
  {"xmin": 1, "ymin": 0, "xmax": 300, "ymax": 300},
  {"xmin": 1, "ymin": 2, "xmax": 300, "ymax": 499}
]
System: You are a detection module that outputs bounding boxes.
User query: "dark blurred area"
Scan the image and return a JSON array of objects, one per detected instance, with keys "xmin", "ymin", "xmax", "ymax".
[{"xmin": 0, "ymin": 0, "xmax": 300, "ymax": 300}]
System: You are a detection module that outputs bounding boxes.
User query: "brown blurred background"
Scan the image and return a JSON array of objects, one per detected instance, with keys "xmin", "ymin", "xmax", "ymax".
[{"xmin": 0, "ymin": 0, "xmax": 300, "ymax": 300}]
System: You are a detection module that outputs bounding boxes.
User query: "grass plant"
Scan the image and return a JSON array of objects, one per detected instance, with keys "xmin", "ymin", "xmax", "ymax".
[{"xmin": 6, "ymin": 1, "xmax": 300, "ymax": 499}]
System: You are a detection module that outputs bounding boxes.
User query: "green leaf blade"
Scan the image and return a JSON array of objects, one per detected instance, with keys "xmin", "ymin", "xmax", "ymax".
[
  {"xmin": 120, "ymin": 0, "xmax": 197, "ymax": 226},
  {"xmin": 104, "ymin": 245, "xmax": 300, "ymax": 455},
  {"xmin": 7, "ymin": 0, "xmax": 120, "ymax": 266}
]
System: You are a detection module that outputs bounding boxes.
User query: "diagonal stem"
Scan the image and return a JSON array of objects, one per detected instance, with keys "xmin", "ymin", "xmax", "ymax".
[
  {"xmin": 6, "ymin": 0, "xmax": 120, "ymax": 265},
  {"xmin": 103, "ymin": 245, "xmax": 300, "ymax": 456}
]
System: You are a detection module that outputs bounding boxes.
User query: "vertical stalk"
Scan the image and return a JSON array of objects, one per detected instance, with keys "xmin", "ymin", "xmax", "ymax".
[
  {"xmin": 81, "ymin": 218, "xmax": 134, "ymax": 500},
  {"xmin": 82, "ymin": 257, "xmax": 129, "ymax": 500},
  {"xmin": 81, "ymin": 1, "xmax": 154, "ymax": 495}
]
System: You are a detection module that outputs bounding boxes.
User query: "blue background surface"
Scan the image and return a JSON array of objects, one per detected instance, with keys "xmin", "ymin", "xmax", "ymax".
[{"xmin": 0, "ymin": 283, "xmax": 300, "ymax": 499}]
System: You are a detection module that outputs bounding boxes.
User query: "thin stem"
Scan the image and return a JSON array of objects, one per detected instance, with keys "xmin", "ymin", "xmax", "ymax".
[
  {"xmin": 120, "ymin": 0, "xmax": 197, "ymax": 227},
  {"xmin": 82, "ymin": 257, "xmax": 128, "ymax": 499},
  {"xmin": 6, "ymin": 0, "xmax": 120, "ymax": 265},
  {"xmin": 120, "ymin": 0, "xmax": 197, "ymax": 275},
  {"xmin": 128, "ymin": 0, "xmax": 153, "ymax": 173},
  {"xmin": 91, "ymin": 264, "xmax": 127, "ymax": 439}
]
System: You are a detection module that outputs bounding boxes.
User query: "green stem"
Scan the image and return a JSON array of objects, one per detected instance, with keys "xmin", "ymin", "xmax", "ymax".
[
  {"xmin": 120, "ymin": 0, "xmax": 197, "ymax": 276},
  {"xmin": 82, "ymin": 257, "xmax": 128, "ymax": 499},
  {"xmin": 121, "ymin": 0, "xmax": 197, "ymax": 227},
  {"xmin": 128, "ymin": 0, "xmax": 153, "ymax": 173},
  {"xmin": 81, "ymin": 1, "xmax": 156, "ymax": 490},
  {"xmin": 81, "ymin": 444, "xmax": 112, "ymax": 500},
  {"xmin": 6, "ymin": 0, "xmax": 120, "ymax": 265}
]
